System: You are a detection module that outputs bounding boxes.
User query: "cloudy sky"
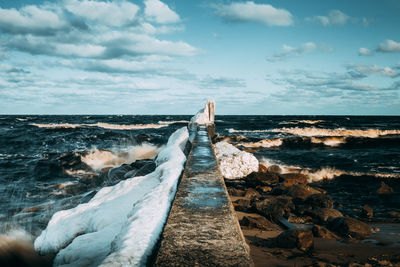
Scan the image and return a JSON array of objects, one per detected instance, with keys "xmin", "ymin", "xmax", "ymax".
[{"xmin": 0, "ymin": 0, "xmax": 399, "ymax": 114}]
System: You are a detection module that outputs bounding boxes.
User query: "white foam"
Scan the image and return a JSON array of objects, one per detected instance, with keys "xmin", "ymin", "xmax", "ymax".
[
  {"xmin": 81, "ymin": 143, "xmax": 160, "ymax": 171},
  {"xmin": 310, "ymin": 136, "xmax": 347, "ymax": 147},
  {"xmin": 280, "ymin": 120, "xmax": 324, "ymax": 125},
  {"xmin": 214, "ymin": 141, "xmax": 259, "ymax": 179},
  {"xmin": 272, "ymin": 127, "xmax": 400, "ymax": 138},
  {"xmin": 34, "ymin": 127, "xmax": 189, "ymax": 267},
  {"xmin": 239, "ymin": 138, "xmax": 283, "ymax": 148},
  {"xmin": 31, "ymin": 122, "xmax": 170, "ymax": 130}
]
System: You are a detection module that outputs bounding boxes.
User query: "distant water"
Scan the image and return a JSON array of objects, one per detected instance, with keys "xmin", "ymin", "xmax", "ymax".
[{"xmin": 1, "ymin": 115, "xmax": 400, "ymax": 237}]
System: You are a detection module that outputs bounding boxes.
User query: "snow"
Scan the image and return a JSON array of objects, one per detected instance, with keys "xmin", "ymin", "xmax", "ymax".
[
  {"xmin": 34, "ymin": 127, "xmax": 189, "ymax": 267},
  {"xmin": 214, "ymin": 141, "xmax": 259, "ymax": 179}
]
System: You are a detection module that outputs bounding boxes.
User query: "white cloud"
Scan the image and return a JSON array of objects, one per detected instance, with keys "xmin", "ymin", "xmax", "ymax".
[
  {"xmin": 359, "ymin": 47, "xmax": 372, "ymax": 56},
  {"xmin": 144, "ymin": 0, "xmax": 180, "ymax": 24},
  {"xmin": 267, "ymin": 42, "xmax": 331, "ymax": 61},
  {"xmin": 64, "ymin": 0, "xmax": 139, "ymax": 27},
  {"xmin": 307, "ymin": 10, "xmax": 350, "ymax": 26},
  {"xmin": 0, "ymin": 5, "xmax": 67, "ymax": 34},
  {"xmin": 347, "ymin": 64, "xmax": 399, "ymax": 78},
  {"xmin": 377, "ymin": 39, "xmax": 400, "ymax": 52},
  {"xmin": 213, "ymin": 1, "xmax": 293, "ymax": 26}
]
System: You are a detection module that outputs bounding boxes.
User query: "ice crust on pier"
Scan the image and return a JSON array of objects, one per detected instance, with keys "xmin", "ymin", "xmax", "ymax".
[
  {"xmin": 34, "ymin": 127, "xmax": 189, "ymax": 267},
  {"xmin": 214, "ymin": 141, "xmax": 259, "ymax": 179}
]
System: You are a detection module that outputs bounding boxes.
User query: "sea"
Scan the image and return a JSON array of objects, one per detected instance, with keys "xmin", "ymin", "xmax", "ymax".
[{"xmin": 1, "ymin": 115, "xmax": 400, "ymax": 238}]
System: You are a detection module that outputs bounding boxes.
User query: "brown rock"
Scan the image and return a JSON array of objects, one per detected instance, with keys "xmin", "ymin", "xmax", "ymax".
[
  {"xmin": 22, "ymin": 206, "xmax": 41, "ymax": 213},
  {"xmin": 244, "ymin": 188, "xmax": 261, "ymax": 201},
  {"xmin": 309, "ymin": 208, "xmax": 343, "ymax": 224},
  {"xmin": 227, "ymin": 188, "xmax": 245, "ymax": 197},
  {"xmin": 258, "ymin": 164, "xmax": 268, "ymax": 173},
  {"xmin": 279, "ymin": 173, "xmax": 308, "ymax": 187},
  {"xmin": 312, "ymin": 225, "xmax": 339, "ymax": 239},
  {"xmin": 246, "ymin": 172, "xmax": 279, "ymax": 187},
  {"xmin": 304, "ymin": 194, "xmax": 334, "ymax": 210},
  {"xmin": 239, "ymin": 216, "xmax": 279, "ymax": 230},
  {"xmin": 285, "ymin": 184, "xmax": 321, "ymax": 200},
  {"xmin": 360, "ymin": 205, "xmax": 373, "ymax": 219},
  {"xmin": 267, "ymin": 165, "xmax": 282, "ymax": 174},
  {"xmin": 254, "ymin": 196, "xmax": 294, "ymax": 219},
  {"xmin": 233, "ymin": 198, "xmax": 252, "ymax": 212},
  {"xmin": 377, "ymin": 181, "xmax": 394, "ymax": 195},
  {"xmin": 328, "ymin": 217, "xmax": 373, "ymax": 239},
  {"xmin": 275, "ymin": 229, "xmax": 314, "ymax": 252},
  {"xmin": 257, "ymin": 186, "xmax": 272, "ymax": 193}
]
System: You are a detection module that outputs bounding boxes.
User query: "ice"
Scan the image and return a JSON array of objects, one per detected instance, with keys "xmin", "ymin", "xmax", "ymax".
[
  {"xmin": 34, "ymin": 127, "xmax": 189, "ymax": 267},
  {"xmin": 214, "ymin": 141, "xmax": 259, "ymax": 179}
]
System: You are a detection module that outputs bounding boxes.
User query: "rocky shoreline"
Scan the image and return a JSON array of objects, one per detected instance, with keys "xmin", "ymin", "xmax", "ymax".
[{"xmin": 213, "ymin": 134, "xmax": 400, "ymax": 267}]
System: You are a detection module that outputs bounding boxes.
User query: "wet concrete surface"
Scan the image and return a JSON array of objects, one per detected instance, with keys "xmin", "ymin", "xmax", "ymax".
[{"xmin": 155, "ymin": 126, "xmax": 253, "ymax": 266}]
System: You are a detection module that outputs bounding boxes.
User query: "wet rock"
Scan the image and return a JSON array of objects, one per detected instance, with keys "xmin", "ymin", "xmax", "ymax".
[
  {"xmin": 312, "ymin": 225, "xmax": 339, "ymax": 240},
  {"xmin": 285, "ymin": 184, "xmax": 321, "ymax": 200},
  {"xmin": 227, "ymin": 188, "xmax": 245, "ymax": 197},
  {"xmin": 239, "ymin": 216, "xmax": 279, "ymax": 231},
  {"xmin": 244, "ymin": 188, "xmax": 261, "ymax": 201},
  {"xmin": 275, "ymin": 229, "xmax": 314, "ymax": 252},
  {"xmin": 246, "ymin": 172, "xmax": 279, "ymax": 187},
  {"xmin": 304, "ymin": 194, "xmax": 334, "ymax": 210},
  {"xmin": 279, "ymin": 173, "xmax": 308, "ymax": 187},
  {"xmin": 233, "ymin": 199, "xmax": 252, "ymax": 212},
  {"xmin": 124, "ymin": 169, "xmax": 138, "ymax": 179},
  {"xmin": 328, "ymin": 217, "xmax": 373, "ymax": 239},
  {"xmin": 360, "ymin": 205, "xmax": 373, "ymax": 219},
  {"xmin": 257, "ymin": 186, "xmax": 272, "ymax": 194},
  {"xmin": 258, "ymin": 164, "xmax": 268, "ymax": 173},
  {"xmin": 22, "ymin": 206, "xmax": 41, "ymax": 213},
  {"xmin": 287, "ymin": 214, "xmax": 312, "ymax": 224},
  {"xmin": 271, "ymin": 185, "xmax": 287, "ymax": 195},
  {"xmin": 267, "ymin": 165, "xmax": 282, "ymax": 174},
  {"xmin": 130, "ymin": 159, "xmax": 154, "ymax": 169},
  {"xmin": 107, "ymin": 164, "xmax": 132, "ymax": 182},
  {"xmin": 62, "ymin": 183, "xmax": 88, "ymax": 195},
  {"xmin": 309, "ymin": 208, "xmax": 343, "ymax": 224},
  {"xmin": 254, "ymin": 196, "xmax": 294, "ymax": 219},
  {"xmin": 224, "ymin": 178, "xmax": 246, "ymax": 189},
  {"xmin": 134, "ymin": 162, "xmax": 156, "ymax": 177},
  {"xmin": 377, "ymin": 182, "xmax": 394, "ymax": 195}
]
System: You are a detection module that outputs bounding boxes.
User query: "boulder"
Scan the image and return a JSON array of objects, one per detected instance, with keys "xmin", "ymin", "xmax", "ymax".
[
  {"xmin": 244, "ymin": 188, "xmax": 261, "ymax": 201},
  {"xmin": 254, "ymin": 196, "xmax": 294, "ymax": 219},
  {"xmin": 360, "ymin": 205, "xmax": 373, "ymax": 219},
  {"xmin": 227, "ymin": 188, "xmax": 245, "ymax": 197},
  {"xmin": 134, "ymin": 162, "xmax": 156, "ymax": 177},
  {"xmin": 239, "ymin": 216, "xmax": 279, "ymax": 231},
  {"xmin": 246, "ymin": 172, "xmax": 279, "ymax": 187},
  {"xmin": 285, "ymin": 184, "xmax": 321, "ymax": 200},
  {"xmin": 267, "ymin": 165, "xmax": 282, "ymax": 174},
  {"xmin": 233, "ymin": 199, "xmax": 252, "ymax": 212},
  {"xmin": 275, "ymin": 229, "xmax": 314, "ymax": 252},
  {"xmin": 328, "ymin": 217, "xmax": 373, "ymax": 239},
  {"xmin": 312, "ymin": 225, "xmax": 339, "ymax": 240},
  {"xmin": 130, "ymin": 159, "xmax": 154, "ymax": 169},
  {"xmin": 309, "ymin": 208, "xmax": 343, "ymax": 224},
  {"xmin": 279, "ymin": 173, "xmax": 308, "ymax": 187},
  {"xmin": 377, "ymin": 182, "xmax": 394, "ymax": 195},
  {"xmin": 107, "ymin": 164, "xmax": 132, "ymax": 182},
  {"xmin": 304, "ymin": 194, "xmax": 334, "ymax": 210},
  {"xmin": 258, "ymin": 164, "xmax": 268, "ymax": 173},
  {"xmin": 214, "ymin": 141, "xmax": 259, "ymax": 179},
  {"xmin": 257, "ymin": 186, "xmax": 272, "ymax": 194}
]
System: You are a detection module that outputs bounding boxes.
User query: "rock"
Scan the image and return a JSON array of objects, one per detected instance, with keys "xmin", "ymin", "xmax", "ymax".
[
  {"xmin": 244, "ymin": 188, "xmax": 261, "ymax": 201},
  {"xmin": 285, "ymin": 184, "xmax": 321, "ymax": 200},
  {"xmin": 377, "ymin": 182, "xmax": 394, "ymax": 195},
  {"xmin": 304, "ymin": 194, "xmax": 334, "ymax": 210},
  {"xmin": 328, "ymin": 217, "xmax": 373, "ymax": 239},
  {"xmin": 246, "ymin": 172, "xmax": 279, "ymax": 187},
  {"xmin": 267, "ymin": 165, "xmax": 282, "ymax": 174},
  {"xmin": 233, "ymin": 199, "xmax": 252, "ymax": 212},
  {"xmin": 275, "ymin": 229, "xmax": 314, "ymax": 252},
  {"xmin": 214, "ymin": 141, "xmax": 259, "ymax": 179},
  {"xmin": 360, "ymin": 205, "xmax": 373, "ymax": 219},
  {"xmin": 107, "ymin": 164, "xmax": 132, "ymax": 182},
  {"xmin": 271, "ymin": 185, "xmax": 287, "ymax": 195},
  {"xmin": 227, "ymin": 188, "xmax": 245, "ymax": 197},
  {"xmin": 239, "ymin": 216, "xmax": 279, "ymax": 231},
  {"xmin": 22, "ymin": 206, "xmax": 41, "ymax": 213},
  {"xmin": 279, "ymin": 173, "xmax": 308, "ymax": 187},
  {"xmin": 134, "ymin": 162, "xmax": 156, "ymax": 177},
  {"xmin": 309, "ymin": 208, "xmax": 343, "ymax": 224},
  {"xmin": 258, "ymin": 164, "xmax": 268, "ymax": 173},
  {"xmin": 254, "ymin": 196, "xmax": 294, "ymax": 219},
  {"xmin": 224, "ymin": 178, "xmax": 246, "ymax": 189},
  {"xmin": 130, "ymin": 159, "xmax": 154, "ymax": 169},
  {"xmin": 257, "ymin": 186, "xmax": 272, "ymax": 193},
  {"xmin": 312, "ymin": 225, "xmax": 339, "ymax": 239},
  {"xmin": 124, "ymin": 169, "xmax": 138, "ymax": 179}
]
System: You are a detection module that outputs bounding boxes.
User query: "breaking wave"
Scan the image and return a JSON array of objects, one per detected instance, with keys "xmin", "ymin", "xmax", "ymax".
[
  {"xmin": 239, "ymin": 138, "xmax": 283, "ymax": 148},
  {"xmin": 271, "ymin": 127, "xmax": 400, "ymax": 138},
  {"xmin": 280, "ymin": 120, "xmax": 324, "ymax": 125},
  {"xmin": 30, "ymin": 121, "xmax": 185, "ymax": 130}
]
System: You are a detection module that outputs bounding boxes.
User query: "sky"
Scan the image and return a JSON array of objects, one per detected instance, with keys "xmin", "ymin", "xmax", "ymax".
[{"xmin": 0, "ymin": 0, "xmax": 399, "ymax": 115}]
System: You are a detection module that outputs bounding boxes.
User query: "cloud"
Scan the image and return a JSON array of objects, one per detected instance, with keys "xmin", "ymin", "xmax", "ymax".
[
  {"xmin": 306, "ymin": 10, "xmax": 350, "ymax": 26},
  {"xmin": 199, "ymin": 76, "xmax": 246, "ymax": 89},
  {"xmin": 213, "ymin": 1, "xmax": 293, "ymax": 26},
  {"xmin": 347, "ymin": 64, "xmax": 399, "ymax": 78},
  {"xmin": 359, "ymin": 47, "xmax": 372, "ymax": 56},
  {"xmin": 144, "ymin": 0, "xmax": 180, "ymax": 24},
  {"xmin": 377, "ymin": 39, "xmax": 400, "ymax": 53},
  {"xmin": 267, "ymin": 42, "xmax": 332, "ymax": 61}
]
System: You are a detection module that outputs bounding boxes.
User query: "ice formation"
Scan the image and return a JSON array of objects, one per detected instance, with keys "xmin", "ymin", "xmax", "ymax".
[
  {"xmin": 34, "ymin": 127, "xmax": 189, "ymax": 267},
  {"xmin": 214, "ymin": 141, "xmax": 259, "ymax": 179}
]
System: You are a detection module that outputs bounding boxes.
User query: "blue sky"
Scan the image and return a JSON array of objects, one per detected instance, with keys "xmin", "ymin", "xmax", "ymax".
[{"xmin": 0, "ymin": 0, "xmax": 399, "ymax": 114}]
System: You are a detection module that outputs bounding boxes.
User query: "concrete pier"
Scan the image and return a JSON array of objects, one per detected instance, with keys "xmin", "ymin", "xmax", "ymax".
[{"xmin": 154, "ymin": 125, "xmax": 253, "ymax": 266}]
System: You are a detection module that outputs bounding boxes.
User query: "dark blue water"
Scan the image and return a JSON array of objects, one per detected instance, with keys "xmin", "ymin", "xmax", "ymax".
[{"xmin": 0, "ymin": 115, "xmax": 399, "ymax": 235}]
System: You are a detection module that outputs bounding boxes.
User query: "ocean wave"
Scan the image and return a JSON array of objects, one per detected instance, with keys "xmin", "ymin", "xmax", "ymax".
[
  {"xmin": 31, "ymin": 122, "xmax": 171, "ymax": 130},
  {"xmin": 272, "ymin": 127, "xmax": 400, "ymax": 138},
  {"xmin": 81, "ymin": 143, "xmax": 161, "ymax": 171},
  {"xmin": 310, "ymin": 136, "xmax": 347, "ymax": 147},
  {"xmin": 280, "ymin": 120, "xmax": 324, "ymax": 125},
  {"xmin": 239, "ymin": 138, "xmax": 283, "ymax": 148}
]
